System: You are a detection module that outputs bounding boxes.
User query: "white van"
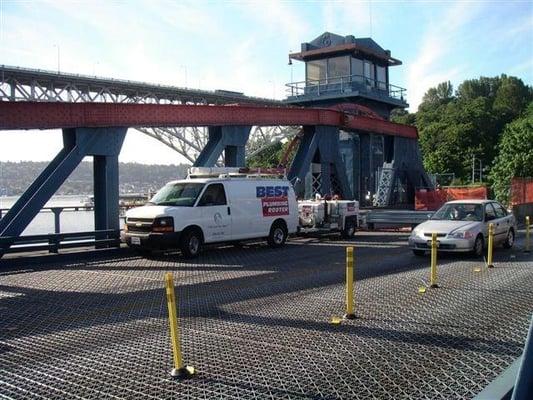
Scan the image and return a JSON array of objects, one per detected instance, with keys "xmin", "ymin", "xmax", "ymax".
[{"xmin": 122, "ymin": 168, "xmax": 298, "ymax": 257}]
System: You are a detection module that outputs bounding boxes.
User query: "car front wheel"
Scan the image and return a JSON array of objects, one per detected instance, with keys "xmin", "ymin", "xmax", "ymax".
[
  {"xmin": 503, "ymin": 229, "xmax": 514, "ymax": 249},
  {"xmin": 472, "ymin": 235, "xmax": 484, "ymax": 257}
]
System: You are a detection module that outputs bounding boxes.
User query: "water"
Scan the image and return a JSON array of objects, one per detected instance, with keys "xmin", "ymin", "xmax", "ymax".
[{"xmin": 0, "ymin": 195, "xmax": 124, "ymax": 235}]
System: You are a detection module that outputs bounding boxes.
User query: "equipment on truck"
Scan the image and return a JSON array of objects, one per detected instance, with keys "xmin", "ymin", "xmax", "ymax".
[{"xmin": 298, "ymin": 196, "xmax": 359, "ymax": 238}]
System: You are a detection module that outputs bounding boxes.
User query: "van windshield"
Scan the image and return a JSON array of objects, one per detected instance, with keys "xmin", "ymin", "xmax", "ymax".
[{"xmin": 149, "ymin": 183, "xmax": 205, "ymax": 207}]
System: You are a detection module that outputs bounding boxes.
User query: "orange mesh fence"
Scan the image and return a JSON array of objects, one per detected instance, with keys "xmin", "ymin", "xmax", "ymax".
[
  {"xmin": 415, "ymin": 186, "xmax": 488, "ymax": 211},
  {"xmin": 510, "ymin": 177, "xmax": 533, "ymax": 206}
]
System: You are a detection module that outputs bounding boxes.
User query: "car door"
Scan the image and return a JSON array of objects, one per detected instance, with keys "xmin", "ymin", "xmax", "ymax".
[
  {"xmin": 196, "ymin": 183, "xmax": 232, "ymax": 243},
  {"xmin": 491, "ymin": 202, "xmax": 511, "ymax": 244},
  {"xmin": 483, "ymin": 203, "xmax": 497, "ymax": 241}
]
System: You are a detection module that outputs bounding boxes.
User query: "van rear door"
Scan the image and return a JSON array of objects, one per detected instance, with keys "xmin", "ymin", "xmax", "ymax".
[{"xmin": 197, "ymin": 183, "xmax": 232, "ymax": 243}]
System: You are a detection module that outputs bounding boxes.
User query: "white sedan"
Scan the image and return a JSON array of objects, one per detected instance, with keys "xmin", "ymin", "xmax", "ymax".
[{"xmin": 409, "ymin": 200, "xmax": 516, "ymax": 257}]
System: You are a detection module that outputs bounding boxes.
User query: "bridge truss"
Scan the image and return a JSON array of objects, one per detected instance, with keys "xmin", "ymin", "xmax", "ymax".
[{"xmin": 0, "ymin": 65, "xmax": 296, "ymax": 163}]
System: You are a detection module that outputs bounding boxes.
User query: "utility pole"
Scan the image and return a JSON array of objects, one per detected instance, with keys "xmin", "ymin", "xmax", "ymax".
[{"xmin": 471, "ymin": 155, "xmax": 475, "ymax": 184}]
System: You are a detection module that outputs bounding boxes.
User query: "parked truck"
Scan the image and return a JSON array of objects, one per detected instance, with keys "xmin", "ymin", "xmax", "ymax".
[{"xmin": 122, "ymin": 167, "xmax": 359, "ymax": 257}]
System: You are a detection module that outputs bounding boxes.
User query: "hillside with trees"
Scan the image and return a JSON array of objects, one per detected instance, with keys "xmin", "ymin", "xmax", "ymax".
[
  {"xmin": 0, "ymin": 161, "xmax": 190, "ymax": 196},
  {"xmin": 392, "ymin": 75, "xmax": 532, "ymax": 203}
]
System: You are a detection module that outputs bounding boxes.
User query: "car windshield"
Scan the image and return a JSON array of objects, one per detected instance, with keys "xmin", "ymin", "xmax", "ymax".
[
  {"xmin": 431, "ymin": 203, "xmax": 483, "ymax": 222},
  {"xmin": 149, "ymin": 182, "xmax": 205, "ymax": 207}
]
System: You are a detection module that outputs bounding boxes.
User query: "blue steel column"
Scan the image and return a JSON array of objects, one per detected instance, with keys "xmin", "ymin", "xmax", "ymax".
[
  {"xmin": 86, "ymin": 127, "xmax": 126, "ymax": 247},
  {"xmin": 193, "ymin": 126, "xmax": 251, "ymax": 167},
  {"xmin": 288, "ymin": 126, "xmax": 352, "ymax": 199},
  {"xmin": 0, "ymin": 130, "xmax": 85, "ymax": 238},
  {"xmin": 93, "ymin": 155, "xmax": 120, "ymax": 231},
  {"xmin": 0, "ymin": 127, "xmax": 126, "ymax": 250}
]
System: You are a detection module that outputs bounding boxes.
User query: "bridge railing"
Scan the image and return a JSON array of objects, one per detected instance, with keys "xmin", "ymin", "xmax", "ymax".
[
  {"xmin": 0, "ymin": 205, "xmax": 127, "ymax": 256},
  {"xmin": 0, "ymin": 229, "xmax": 121, "ymax": 255}
]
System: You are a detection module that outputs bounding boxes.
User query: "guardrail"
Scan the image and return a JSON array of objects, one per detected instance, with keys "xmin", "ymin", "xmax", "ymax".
[
  {"xmin": 363, "ymin": 210, "xmax": 434, "ymax": 229},
  {"xmin": 0, "ymin": 205, "xmax": 95, "ymax": 235},
  {"xmin": 0, "ymin": 229, "xmax": 121, "ymax": 255}
]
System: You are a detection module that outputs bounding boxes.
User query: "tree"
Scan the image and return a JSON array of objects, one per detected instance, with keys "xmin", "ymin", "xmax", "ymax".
[
  {"xmin": 415, "ymin": 75, "xmax": 532, "ymax": 183},
  {"xmin": 490, "ymin": 104, "xmax": 533, "ymax": 204}
]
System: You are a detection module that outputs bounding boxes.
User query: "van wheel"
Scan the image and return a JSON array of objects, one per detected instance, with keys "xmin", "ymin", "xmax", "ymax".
[
  {"xmin": 267, "ymin": 222, "xmax": 287, "ymax": 248},
  {"xmin": 180, "ymin": 228, "xmax": 202, "ymax": 258},
  {"xmin": 341, "ymin": 219, "xmax": 356, "ymax": 239},
  {"xmin": 503, "ymin": 229, "xmax": 514, "ymax": 249}
]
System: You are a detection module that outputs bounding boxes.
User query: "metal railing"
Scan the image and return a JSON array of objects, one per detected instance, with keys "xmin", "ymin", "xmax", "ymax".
[
  {"xmin": 0, "ymin": 229, "xmax": 120, "ymax": 255},
  {"xmin": 0, "ymin": 205, "xmax": 95, "ymax": 234},
  {"xmin": 286, "ymin": 74, "xmax": 407, "ymax": 102},
  {"xmin": 0, "ymin": 205, "xmax": 129, "ymax": 256}
]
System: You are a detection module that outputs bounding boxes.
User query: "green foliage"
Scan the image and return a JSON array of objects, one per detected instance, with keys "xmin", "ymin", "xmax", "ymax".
[
  {"xmin": 489, "ymin": 105, "xmax": 533, "ymax": 203},
  {"xmin": 247, "ymin": 140, "xmax": 296, "ymax": 168},
  {"xmin": 415, "ymin": 75, "xmax": 532, "ymax": 185}
]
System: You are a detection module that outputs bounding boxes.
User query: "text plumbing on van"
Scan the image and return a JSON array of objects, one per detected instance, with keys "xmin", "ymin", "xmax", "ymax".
[{"xmin": 122, "ymin": 168, "xmax": 298, "ymax": 258}]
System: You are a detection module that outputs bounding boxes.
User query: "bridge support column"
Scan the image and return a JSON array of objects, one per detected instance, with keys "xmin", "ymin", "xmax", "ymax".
[
  {"xmin": 0, "ymin": 127, "xmax": 126, "ymax": 249},
  {"xmin": 193, "ymin": 126, "xmax": 251, "ymax": 167},
  {"xmin": 288, "ymin": 126, "xmax": 352, "ymax": 199}
]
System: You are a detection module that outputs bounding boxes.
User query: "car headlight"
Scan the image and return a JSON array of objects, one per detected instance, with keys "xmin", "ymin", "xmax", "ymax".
[{"xmin": 448, "ymin": 230, "xmax": 474, "ymax": 239}]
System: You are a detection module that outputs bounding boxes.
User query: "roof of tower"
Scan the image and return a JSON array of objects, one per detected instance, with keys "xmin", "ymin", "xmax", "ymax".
[{"xmin": 289, "ymin": 32, "xmax": 401, "ymax": 66}]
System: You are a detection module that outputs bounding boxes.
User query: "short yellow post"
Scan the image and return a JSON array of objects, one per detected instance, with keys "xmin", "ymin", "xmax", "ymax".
[
  {"xmin": 525, "ymin": 216, "xmax": 531, "ymax": 253},
  {"xmin": 487, "ymin": 223, "xmax": 495, "ymax": 268},
  {"xmin": 430, "ymin": 232, "xmax": 439, "ymax": 288},
  {"xmin": 344, "ymin": 246, "xmax": 356, "ymax": 319},
  {"xmin": 165, "ymin": 272, "xmax": 195, "ymax": 379}
]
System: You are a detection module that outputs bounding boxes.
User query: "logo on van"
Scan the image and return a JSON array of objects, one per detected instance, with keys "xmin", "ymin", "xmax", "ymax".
[
  {"xmin": 214, "ymin": 212, "xmax": 223, "ymax": 225},
  {"xmin": 256, "ymin": 186, "xmax": 289, "ymax": 198}
]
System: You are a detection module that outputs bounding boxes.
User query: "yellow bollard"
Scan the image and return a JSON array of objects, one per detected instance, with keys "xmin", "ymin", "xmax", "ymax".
[
  {"xmin": 487, "ymin": 223, "xmax": 495, "ymax": 268},
  {"xmin": 344, "ymin": 246, "xmax": 356, "ymax": 319},
  {"xmin": 525, "ymin": 216, "xmax": 531, "ymax": 253},
  {"xmin": 165, "ymin": 272, "xmax": 195, "ymax": 379},
  {"xmin": 430, "ymin": 233, "xmax": 439, "ymax": 288}
]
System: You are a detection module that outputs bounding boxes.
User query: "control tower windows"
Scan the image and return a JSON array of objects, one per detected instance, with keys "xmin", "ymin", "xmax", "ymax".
[
  {"xmin": 351, "ymin": 58, "xmax": 364, "ymax": 82},
  {"xmin": 377, "ymin": 66, "xmax": 387, "ymax": 91},
  {"xmin": 306, "ymin": 60, "xmax": 326, "ymax": 84},
  {"xmin": 364, "ymin": 61, "xmax": 375, "ymax": 87},
  {"xmin": 327, "ymin": 56, "xmax": 350, "ymax": 83}
]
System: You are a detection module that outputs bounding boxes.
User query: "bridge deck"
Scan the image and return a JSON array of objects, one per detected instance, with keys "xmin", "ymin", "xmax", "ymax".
[{"xmin": 1, "ymin": 232, "xmax": 532, "ymax": 399}]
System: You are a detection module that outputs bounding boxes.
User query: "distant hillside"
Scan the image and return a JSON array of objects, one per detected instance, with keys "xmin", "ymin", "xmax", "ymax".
[{"xmin": 0, "ymin": 161, "xmax": 190, "ymax": 196}]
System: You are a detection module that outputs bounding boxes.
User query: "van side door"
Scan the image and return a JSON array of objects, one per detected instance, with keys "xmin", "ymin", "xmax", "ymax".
[{"xmin": 197, "ymin": 183, "xmax": 232, "ymax": 243}]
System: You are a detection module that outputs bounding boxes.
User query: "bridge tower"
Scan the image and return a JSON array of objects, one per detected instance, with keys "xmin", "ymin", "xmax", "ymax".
[{"xmin": 285, "ymin": 32, "xmax": 432, "ymax": 207}]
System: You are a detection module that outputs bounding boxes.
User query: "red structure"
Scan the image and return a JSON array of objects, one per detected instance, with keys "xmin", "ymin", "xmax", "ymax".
[
  {"xmin": 511, "ymin": 178, "xmax": 533, "ymax": 206},
  {"xmin": 0, "ymin": 101, "xmax": 417, "ymax": 139},
  {"xmin": 415, "ymin": 186, "xmax": 488, "ymax": 211}
]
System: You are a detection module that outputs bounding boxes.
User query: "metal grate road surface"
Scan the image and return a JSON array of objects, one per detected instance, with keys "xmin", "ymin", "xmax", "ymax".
[{"xmin": 1, "ymin": 232, "xmax": 532, "ymax": 399}]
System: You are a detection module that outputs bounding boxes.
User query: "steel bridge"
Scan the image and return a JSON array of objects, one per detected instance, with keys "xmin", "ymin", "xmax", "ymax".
[
  {"xmin": 0, "ymin": 64, "xmax": 293, "ymax": 163},
  {"xmin": 0, "ymin": 32, "xmax": 434, "ymax": 255}
]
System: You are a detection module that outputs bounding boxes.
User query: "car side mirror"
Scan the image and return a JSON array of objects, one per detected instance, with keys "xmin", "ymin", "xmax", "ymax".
[{"xmin": 486, "ymin": 215, "xmax": 495, "ymax": 222}]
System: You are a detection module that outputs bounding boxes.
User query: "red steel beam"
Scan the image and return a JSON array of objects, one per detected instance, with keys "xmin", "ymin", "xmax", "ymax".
[{"xmin": 0, "ymin": 102, "xmax": 417, "ymax": 139}]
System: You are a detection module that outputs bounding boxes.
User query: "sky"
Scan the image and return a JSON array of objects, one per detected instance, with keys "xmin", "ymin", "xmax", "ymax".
[{"xmin": 0, "ymin": 0, "xmax": 532, "ymax": 165}]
